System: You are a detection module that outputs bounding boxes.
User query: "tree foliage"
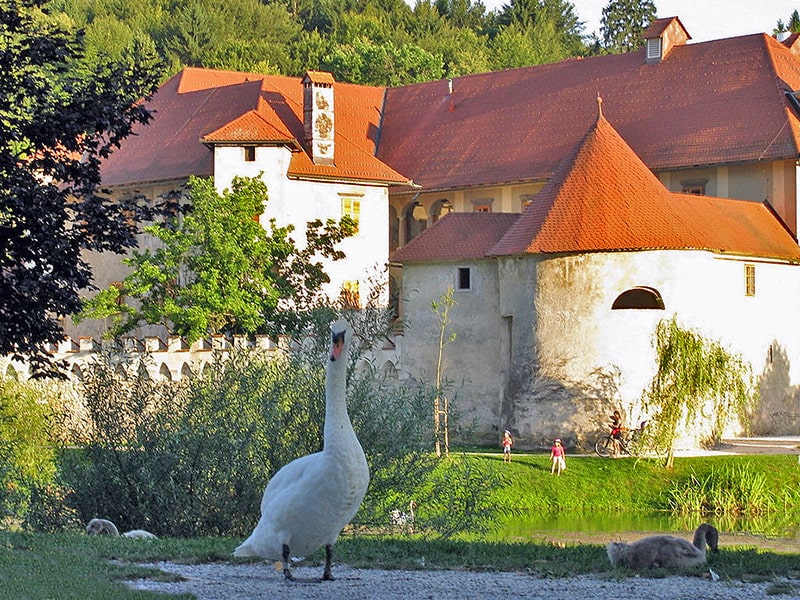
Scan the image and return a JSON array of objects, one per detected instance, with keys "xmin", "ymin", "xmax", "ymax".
[
  {"xmin": 51, "ymin": 0, "xmax": 595, "ymax": 84},
  {"xmin": 600, "ymin": 0, "xmax": 655, "ymax": 53},
  {"xmin": 641, "ymin": 317, "xmax": 755, "ymax": 469},
  {"xmin": 0, "ymin": 0, "xmax": 163, "ymax": 368},
  {"xmin": 775, "ymin": 9, "xmax": 800, "ymax": 35},
  {"xmin": 0, "ymin": 377, "xmax": 58, "ymax": 519},
  {"xmin": 78, "ymin": 175, "xmax": 356, "ymax": 341}
]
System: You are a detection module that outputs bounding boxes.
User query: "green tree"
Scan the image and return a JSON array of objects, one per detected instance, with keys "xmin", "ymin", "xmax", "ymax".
[
  {"xmin": 324, "ymin": 38, "xmax": 445, "ymax": 85},
  {"xmin": 78, "ymin": 176, "xmax": 356, "ymax": 342},
  {"xmin": 641, "ymin": 317, "xmax": 754, "ymax": 469},
  {"xmin": 776, "ymin": 10, "xmax": 800, "ymax": 35},
  {"xmin": 0, "ymin": 377, "xmax": 58, "ymax": 519},
  {"xmin": 0, "ymin": 0, "xmax": 162, "ymax": 369},
  {"xmin": 495, "ymin": 0, "xmax": 585, "ymax": 57},
  {"xmin": 489, "ymin": 19, "xmax": 570, "ymax": 69},
  {"xmin": 600, "ymin": 0, "xmax": 655, "ymax": 53}
]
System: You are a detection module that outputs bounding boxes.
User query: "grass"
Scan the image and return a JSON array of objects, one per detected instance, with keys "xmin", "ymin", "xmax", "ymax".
[
  {"xmin": 460, "ymin": 450, "xmax": 800, "ymax": 515},
  {"xmin": 1, "ymin": 453, "xmax": 799, "ymax": 599}
]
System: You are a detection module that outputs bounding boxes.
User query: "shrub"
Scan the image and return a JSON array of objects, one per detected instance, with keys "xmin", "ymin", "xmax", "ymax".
[
  {"xmin": 45, "ymin": 318, "xmax": 507, "ymax": 539},
  {"xmin": 0, "ymin": 377, "xmax": 58, "ymax": 523}
]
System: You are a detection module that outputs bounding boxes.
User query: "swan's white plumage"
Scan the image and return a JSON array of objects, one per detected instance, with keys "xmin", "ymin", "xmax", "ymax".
[
  {"xmin": 607, "ymin": 523, "xmax": 719, "ymax": 569},
  {"xmin": 233, "ymin": 319, "xmax": 369, "ymax": 579},
  {"xmin": 86, "ymin": 518, "xmax": 158, "ymax": 539}
]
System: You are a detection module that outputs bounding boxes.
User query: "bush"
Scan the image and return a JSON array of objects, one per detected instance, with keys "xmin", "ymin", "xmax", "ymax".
[
  {"xmin": 0, "ymin": 377, "xmax": 58, "ymax": 523},
  {"xmin": 42, "ymin": 319, "xmax": 507, "ymax": 539}
]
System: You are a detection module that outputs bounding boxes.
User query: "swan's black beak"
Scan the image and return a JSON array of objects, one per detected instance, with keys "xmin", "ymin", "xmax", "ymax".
[{"xmin": 330, "ymin": 329, "xmax": 345, "ymax": 361}]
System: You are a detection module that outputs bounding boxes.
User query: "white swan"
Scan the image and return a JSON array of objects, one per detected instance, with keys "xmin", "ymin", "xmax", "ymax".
[
  {"xmin": 233, "ymin": 319, "xmax": 370, "ymax": 581},
  {"xmin": 85, "ymin": 518, "xmax": 158, "ymax": 539},
  {"xmin": 607, "ymin": 523, "xmax": 719, "ymax": 569}
]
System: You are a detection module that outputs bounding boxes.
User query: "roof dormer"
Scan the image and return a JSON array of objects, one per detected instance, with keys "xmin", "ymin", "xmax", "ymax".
[
  {"xmin": 778, "ymin": 31, "xmax": 800, "ymax": 56},
  {"xmin": 302, "ymin": 70, "xmax": 335, "ymax": 166},
  {"xmin": 642, "ymin": 16, "xmax": 691, "ymax": 63}
]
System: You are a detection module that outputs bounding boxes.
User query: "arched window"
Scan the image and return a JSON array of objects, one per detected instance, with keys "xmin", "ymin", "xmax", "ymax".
[
  {"xmin": 389, "ymin": 205, "xmax": 399, "ymax": 252},
  {"xmin": 612, "ymin": 286, "xmax": 665, "ymax": 310},
  {"xmin": 431, "ymin": 199, "xmax": 453, "ymax": 223},
  {"xmin": 5, "ymin": 364, "xmax": 18, "ymax": 380},
  {"xmin": 181, "ymin": 363, "xmax": 193, "ymax": 380},
  {"xmin": 159, "ymin": 363, "xmax": 172, "ymax": 381},
  {"xmin": 404, "ymin": 201, "xmax": 427, "ymax": 243},
  {"xmin": 382, "ymin": 360, "xmax": 398, "ymax": 379}
]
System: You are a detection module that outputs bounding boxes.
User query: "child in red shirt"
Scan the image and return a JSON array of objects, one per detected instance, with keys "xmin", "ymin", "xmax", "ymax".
[
  {"xmin": 502, "ymin": 430, "xmax": 513, "ymax": 462},
  {"xmin": 550, "ymin": 438, "xmax": 566, "ymax": 475}
]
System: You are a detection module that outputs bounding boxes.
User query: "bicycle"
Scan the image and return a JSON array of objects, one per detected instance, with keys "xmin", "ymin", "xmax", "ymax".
[{"xmin": 594, "ymin": 421, "xmax": 647, "ymax": 458}]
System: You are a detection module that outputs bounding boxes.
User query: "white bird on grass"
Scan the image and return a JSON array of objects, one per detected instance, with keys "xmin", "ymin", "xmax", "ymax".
[
  {"xmin": 233, "ymin": 319, "xmax": 370, "ymax": 582},
  {"xmin": 85, "ymin": 518, "xmax": 158, "ymax": 539},
  {"xmin": 607, "ymin": 523, "xmax": 719, "ymax": 569}
]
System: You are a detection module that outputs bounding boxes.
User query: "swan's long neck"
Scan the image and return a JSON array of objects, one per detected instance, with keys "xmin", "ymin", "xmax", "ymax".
[
  {"xmin": 692, "ymin": 524, "xmax": 717, "ymax": 553},
  {"xmin": 323, "ymin": 345, "xmax": 357, "ymax": 451}
]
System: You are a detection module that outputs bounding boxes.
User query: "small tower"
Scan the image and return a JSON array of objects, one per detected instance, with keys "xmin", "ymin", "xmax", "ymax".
[{"xmin": 302, "ymin": 70, "xmax": 335, "ymax": 165}]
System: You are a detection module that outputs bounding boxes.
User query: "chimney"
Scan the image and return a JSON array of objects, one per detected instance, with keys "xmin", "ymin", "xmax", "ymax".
[
  {"xmin": 446, "ymin": 78, "xmax": 455, "ymax": 112},
  {"xmin": 302, "ymin": 71, "xmax": 335, "ymax": 165}
]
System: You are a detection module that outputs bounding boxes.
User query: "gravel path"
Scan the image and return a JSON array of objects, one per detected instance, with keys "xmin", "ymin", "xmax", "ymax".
[{"xmin": 126, "ymin": 561, "xmax": 790, "ymax": 600}]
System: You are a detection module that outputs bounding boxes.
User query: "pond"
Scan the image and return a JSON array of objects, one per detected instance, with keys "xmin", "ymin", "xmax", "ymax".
[{"xmin": 490, "ymin": 510, "xmax": 800, "ymax": 547}]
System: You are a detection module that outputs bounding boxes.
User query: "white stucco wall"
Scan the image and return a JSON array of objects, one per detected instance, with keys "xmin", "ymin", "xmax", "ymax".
[
  {"xmin": 213, "ymin": 145, "xmax": 390, "ymax": 305},
  {"xmin": 397, "ymin": 259, "xmax": 504, "ymax": 440},
  {"xmin": 401, "ymin": 249, "xmax": 800, "ymax": 449}
]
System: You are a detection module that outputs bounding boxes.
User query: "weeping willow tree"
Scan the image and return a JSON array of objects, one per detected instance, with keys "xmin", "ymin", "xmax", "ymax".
[{"xmin": 641, "ymin": 317, "xmax": 755, "ymax": 469}]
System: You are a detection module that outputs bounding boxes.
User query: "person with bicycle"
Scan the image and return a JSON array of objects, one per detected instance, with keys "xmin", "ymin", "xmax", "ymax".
[{"xmin": 609, "ymin": 410, "xmax": 625, "ymax": 457}]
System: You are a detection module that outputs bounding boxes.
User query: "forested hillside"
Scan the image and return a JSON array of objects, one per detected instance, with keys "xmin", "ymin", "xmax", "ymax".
[
  {"xmin": 47, "ymin": 0, "xmax": 615, "ymax": 85},
  {"xmin": 46, "ymin": 0, "xmax": 800, "ymax": 86}
]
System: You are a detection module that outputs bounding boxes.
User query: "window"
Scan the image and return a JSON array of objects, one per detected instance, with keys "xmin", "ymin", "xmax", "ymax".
[
  {"xmin": 680, "ymin": 178, "xmax": 708, "ymax": 195},
  {"xmin": 745, "ymin": 263, "xmax": 756, "ymax": 296},
  {"xmin": 341, "ymin": 196, "xmax": 361, "ymax": 233},
  {"xmin": 456, "ymin": 267, "xmax": 472, "ymax": 291},
  {"xmin": 244, "ymin": 146, "xmax": 256, "ymax": 162},
  {"xmin": 519, "ymin": 194, "xmax": 535, "ymax": 211},
  {"xmin": 646, "ymin": 37, "xmax": 662, "ymax": 60},
  {"xmin": 472, "ymin": 198, "xmax": 493, "ymax": 212},
  {"xmin": 405, "ymin": 201, "xmax": 427, "ymax": 243},
  {"xmin": 611, "ymin": 286, "xmax": 664, "ymax": 310},
  {"xmin": 340, "ymin": 280, "xmax": 360, "ymax": 309},
  {"xmin": 431, "ymin": 199, "xmax": 453, "ymax": 223}
]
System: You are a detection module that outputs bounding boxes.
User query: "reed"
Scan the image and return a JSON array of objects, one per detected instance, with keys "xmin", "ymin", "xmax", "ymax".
[{"xmin": 666, "ymin": 463, "xmax": 778, "ymax": 515}]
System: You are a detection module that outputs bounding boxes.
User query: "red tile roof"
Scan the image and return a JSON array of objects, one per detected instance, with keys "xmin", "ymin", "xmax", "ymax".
[
  {"xmin": 391, "ymin": 212, "xmax": 520, "ymax": 262},
  {"xmin": 642, "ymin": 16, "xmax": 689, "ymax": 40},
  {"xmin": 101, "ymin": 67, "xmax": 411, "ymax": 187},
  {"xmin": 492, "ymin": 108, "xmax": 800, "ymax": 260},
  {"xmin": 394, "ymin": 109, "xmax": 800, "ymax": 263},
  {"xmin": 378, "ymin": 34, "xmax": 800, "ymax": 194}
]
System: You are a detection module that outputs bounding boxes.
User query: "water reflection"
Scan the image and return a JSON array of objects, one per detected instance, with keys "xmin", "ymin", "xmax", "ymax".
[{"xmin": 491, "ymin": 511, "xmax": 800, "ymax": 542}]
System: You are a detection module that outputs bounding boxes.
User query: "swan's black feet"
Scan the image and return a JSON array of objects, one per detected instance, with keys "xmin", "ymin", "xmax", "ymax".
[{"xmin": 322, "ymin": 544, "xmax": 335, "ymax": 580}]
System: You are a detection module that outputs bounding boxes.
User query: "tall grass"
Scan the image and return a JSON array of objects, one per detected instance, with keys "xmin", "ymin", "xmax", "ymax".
[{"xmin": 666, "ymin": 463, "xmax": 794, "ymax": 516}]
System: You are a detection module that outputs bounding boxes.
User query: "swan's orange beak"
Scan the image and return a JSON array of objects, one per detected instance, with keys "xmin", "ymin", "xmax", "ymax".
[{"xmin": 330, "ymin": 330, "xmax": 345, "ymax": 361}]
